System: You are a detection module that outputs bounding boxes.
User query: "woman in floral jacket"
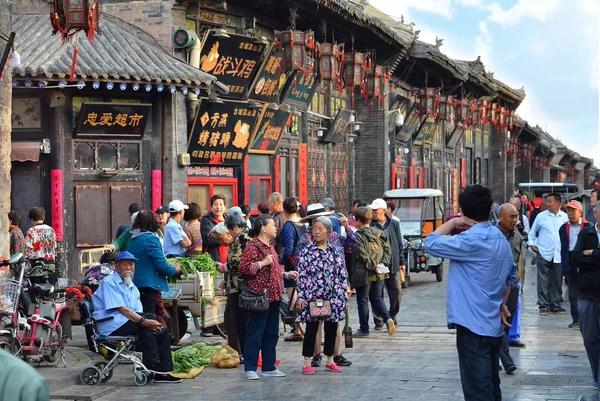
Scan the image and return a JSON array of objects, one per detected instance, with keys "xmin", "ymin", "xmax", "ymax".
[{"xmin": 295, "ymin": 216, "xmax": 348, "ymax": 375}]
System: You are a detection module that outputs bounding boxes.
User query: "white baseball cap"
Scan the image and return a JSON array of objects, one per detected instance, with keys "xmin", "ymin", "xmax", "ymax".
[
  {"xmin": 369, "ymin": 198, "xmax": 387, "ymax": 210},
  {"xmin": 168, "ymin": 200, "xmax": 189, "ymax": 213}
]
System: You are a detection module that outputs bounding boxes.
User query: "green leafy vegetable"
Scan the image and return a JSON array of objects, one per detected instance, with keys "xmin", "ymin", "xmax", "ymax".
[{"xmin": 168, "ymin": 254, "xmax": 218, "ymax": 283}]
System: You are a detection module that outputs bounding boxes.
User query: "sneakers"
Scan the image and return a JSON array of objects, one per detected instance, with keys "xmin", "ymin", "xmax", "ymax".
[
  {"xmin": 325, "ymin": 362, "xmax": 343, "ymax": 373},
  {"xmin": 569, "ymin": 322, "xmax": 580, "ymax": 329},
  {"xmin": 244, "ymin": 371, "xmax": 259, "ymax": 380},
  {"xmin": 334, "ymin": 354, "xmax": 352, "ymax": 367},
  {"xmin": 593, "ymin": 381, "xmax": 600, "ymax": 389},
  {"xmin": 509, "ymin": 341, "xmax": 526, "ymax": 348},
  {"xmin": 311, "ymin": 353, "xmax": 322, "ymax": 367},
  {"xmin": 505, "ymin": 365, "xmax": 517, "ymax": 374},
  {"xmin": 153, "ymin": 374, "xmax": 182, "ymax": 384},
  {"xmin": 386, "ymin": 318, "xmax": 397, "ymax": 336},
  {"xmin": 262, "ymin": 368, "xmax": 286, "ymax": 377},
  {"xmin": 539, "ymin": 308, "xmax": 548, "ymax": 316},
  {"xmin": 353, "ymin": 330, "xmax": 370, "ymax": 337},
  {"xmin": 302, "ymin": 366, "xmax": 316, "ymax": 375},
  {"xmin": 550, "ymin": 307, "xmax": 566, "ymax": 314}
]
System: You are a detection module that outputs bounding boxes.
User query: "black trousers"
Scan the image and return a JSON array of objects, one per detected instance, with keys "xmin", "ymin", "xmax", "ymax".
[
  {"xmin": 302, "ymin": 321, "xmax": 337, "ymax": 358},
  {"xmin": 224, "ymin": 292, "xmax": 248, "ymax": 355},
  {"xmin": 568, "ymin": 269, "xmax": 579, "ymax": 323},
  {"xmin": 139, "ymin": 287, "xmax": 158, "ymax": 314},
  {"xmin": 499, "ymin": 285, "xmax": 519, "ymax": 371},
  {"xmin": 110, "ymin": 313, "xmax": 173, "ymax": 372}
]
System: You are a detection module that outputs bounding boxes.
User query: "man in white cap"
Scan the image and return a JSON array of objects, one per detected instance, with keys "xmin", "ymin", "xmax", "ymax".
[
  {"xmin": 369, "ymin": 198, "xmax": 406, "ymax": 328},
  {"xmin": 164, "ymin": 200, "xmax": 191, "ymax": 257}
]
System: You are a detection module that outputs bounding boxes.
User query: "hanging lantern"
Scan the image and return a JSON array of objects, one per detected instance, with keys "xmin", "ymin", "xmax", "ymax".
[
  {"xmin": 509, "ymin": 110, "xmax": 515, "ymax": 131},
  {"xmin": 479, "ymin": 99, "xmax": 488, "ymax": 125},
  {"xmin": 318, "ymin": 42, "xmax": 344, "ymax": 81},
  {"xmin": 470, "ymin": 100, "xmax": 480, "ymax": 128},
  {"xmin": 379, "ymin": 70, "xmax": 390, "ymax": 108},
  {"xmin": 488, "ymin": 103, "xmax": 498, "ymax": 127},
  {"xmin": 438, "ymin": 96, "xmax": 448, "ymax": 122},
  {"xmin": 343, "ymin": 52, "xmax": 366, "ymax": 88},
  {"xmin": 457, "ymin": 98, "xmax": 470, "ymax": 126},
  {"xmin": 50, "ymin": 0, "xmax": 100, "ymax": 41},
  {"xmin": 499, "ymin": 107, "xmax": 507, "ymax": 129},
  {"xmin": 419, "ymin": 88, "xmax": 437, "ymax": 116},
  {"xmin": 274, "ymin": 29, "xmax": 315, "ymax": 72},
  {"xmin": 447, "ymin": 96, "xmax": 455, "ymax": 125},
  {"xmin": 366, "ymin": 65, "xmax": 384, "ymax": 99}
]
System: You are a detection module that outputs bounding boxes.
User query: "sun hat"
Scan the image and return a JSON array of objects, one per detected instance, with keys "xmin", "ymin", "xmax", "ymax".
[
  {"xmin": 300, "ymin": 203, "xmax": 332, "ymax": 222},
  {"xmin": 168, "ymin": 200, "xmax": 189, "ymax": 213}
]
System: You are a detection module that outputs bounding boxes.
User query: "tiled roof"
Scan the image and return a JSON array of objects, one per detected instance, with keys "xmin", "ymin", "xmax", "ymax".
[{"xmin": 12, "ymin": 13, "xmax": 218, "ymax": 88}]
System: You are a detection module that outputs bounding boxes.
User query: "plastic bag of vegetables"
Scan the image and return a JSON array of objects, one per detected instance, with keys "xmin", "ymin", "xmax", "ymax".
[{"xmin": 210, "ymin": 345, "xmax": 241, "ymax": 369}]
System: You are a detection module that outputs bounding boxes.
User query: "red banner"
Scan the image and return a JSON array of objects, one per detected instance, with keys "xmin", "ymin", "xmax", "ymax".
[
  {"xmin": 51, "ymin": 170, "xmax": 63, "ymax": 242},
  {"xmin": 152, "ymin": 170, "xmax": 162, "ymax": 212},
  {"xmin": 298, "ymin": 144, "xmax": 308, "ymax": 205}
]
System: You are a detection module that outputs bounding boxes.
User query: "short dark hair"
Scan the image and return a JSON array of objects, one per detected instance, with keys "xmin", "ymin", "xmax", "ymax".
[
  {"xmin": 8, "ymin": 211, "xmax": 21, "ymax": 226},
  {"xmin": 210, "ymin": 194, "xmax": 226, "ymax": 206},
  {"xmin": 534, "ymin": 189, "xmax": 544, "ymax": 198},
  {"xmin": 352, "ymin": 199, "xmax": 363, "ymax": 207},
  {"xmin": 386, "ymin": 200, "xmax": 396, "ymax": 211},
  {"xmin": 354, "ymin": 207, "xmax": 373, "ymax": 225},
  {"xmin": 592, "ymin": 189, "xmax": 600, "ymax": 198},
  {"xmin": 355, "ymin": 200, "xmax": 367, "ymax": 207},
  {"xmin": 241, "ymin": 205, "xmax": 251, "ymax": 216},
  {"xmin": 283, "ymin": 197, "xmax": 298, "ymax": 214},
  {"xmin": 29, "ymin": 207, "xmax": 45, "ymax": 222},
  {"xmin": 133, "ymin": 210, "xmax": 160, "ymax": 233},
  {"xmin": 545, "ymin": 193, "xmax": 561, "ymax": 203},
  {"xmin": 184, "ymin": 202, "xmax": 202, "ymax": 221},
  {"xmin": 129, "ymin": 203, "xmax": 141, "ymax": 215},
  {"xmin": 250, "ymin": 214, "xmax": 273, "ymax": 237},
  {"xmin": 100, "ymin": 251, "xmax": 116, "ymax": 265},
  {"xmin": 458, "ymin": 185, "xmax": 493, "ymax": 222},
  {"xmin": 257, "ymin": 202, "xmax": 270, "ymax": 214}
]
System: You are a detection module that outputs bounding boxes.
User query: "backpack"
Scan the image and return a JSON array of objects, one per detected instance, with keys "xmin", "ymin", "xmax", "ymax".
[{"xmin": 530, "ymin": 200, "xmax": 542, "ymax": 227}]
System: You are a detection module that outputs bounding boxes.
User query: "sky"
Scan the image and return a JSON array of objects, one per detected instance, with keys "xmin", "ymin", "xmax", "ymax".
[{"xmin": 369, "ymin": 0, "xmax": 600, "ymax": 166}]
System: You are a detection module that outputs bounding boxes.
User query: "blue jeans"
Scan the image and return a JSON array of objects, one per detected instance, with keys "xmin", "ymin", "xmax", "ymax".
[
  {"xmin": 455, "ymin": 325, "xmax": 502, "ymax": 401},
  {"xmin": 508, "ymin": 283, "xmax": 522, "ymax": 342},
  {"xmin": 356, "ymin": 280, "xmax": 390, "ymax": 333},
  {"xmin": 244, "ymin": 301, "xmax": 280, "ymax": 372}
]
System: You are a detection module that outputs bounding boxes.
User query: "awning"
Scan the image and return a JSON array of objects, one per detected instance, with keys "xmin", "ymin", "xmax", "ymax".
[{"xmin": 11, "ymin": 142, "xmax": 42, "ymax": 162}]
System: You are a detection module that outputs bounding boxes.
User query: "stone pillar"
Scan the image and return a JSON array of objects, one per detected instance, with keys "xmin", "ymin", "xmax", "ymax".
[
  {"xmin": 0, "ymin": 2, "xmax": 12, "ymax": 256},
  {"xmin": 162, "ymin": 92, "xmax": 188, "ymax": 202},
  {"xmin": 354, "ymin": 96, "xmax": 389, "ymax": 202}
]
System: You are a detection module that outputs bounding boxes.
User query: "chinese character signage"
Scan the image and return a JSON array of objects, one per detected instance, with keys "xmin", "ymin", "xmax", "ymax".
[
  {"xmin": 249, "ymin": 107, "xmax": 290, "ymax": 154},
  {"xmin": 199, "ymin": 30, "xmax": 267, "ymax": 99},
  {"xmin": 188, "ymin": 98, "xmax": 260, "ymax": 165},
  {"xmin": 414, "ymin": 117, "xmax": 437, "ymax": 146},
  {"xmin": 395, "ymin": 103, "xmax": 425, "ymax": 143},
  {"xmin": 322, "ymin": 109, "xmax": 352, "ymax": 144},
  {"xmin": 249, "ymin": 45, "xmax": 292, "ymax": 103},
  {"xmin": 75, "ymin": 102, "xmax": 151, "ymax": 137},
  {"xmin": 187, "ymin": 166, "xmax": 235, "ymax": 178},
  {"xmin": 281, "ymin": 70, "xmax": 318, "ymax": 109}
]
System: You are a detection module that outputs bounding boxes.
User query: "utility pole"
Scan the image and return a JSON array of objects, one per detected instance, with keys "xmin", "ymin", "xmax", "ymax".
[{"xmin": 0, "ymin": 0, "xmax": 12, "ymax": 257}]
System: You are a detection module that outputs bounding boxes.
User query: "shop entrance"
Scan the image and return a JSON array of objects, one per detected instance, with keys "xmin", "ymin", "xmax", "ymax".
[{"xmin": 187, "ymin": 178, "xmax": 238, "ymax": 213}]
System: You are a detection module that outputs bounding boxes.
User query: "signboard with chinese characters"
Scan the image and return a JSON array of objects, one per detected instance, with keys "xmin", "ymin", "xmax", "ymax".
[
  {"xmin": 249, "ymin": 45, "xmax": 293, "ymax": 103},
  {"xmin": 75, "ymin": 102, "xmax": 151, "ymax": 137},
  {"xmin": 187, "ymin": 165, "xmax": 235, "ymax": 178},
  {"xmin": 322, "ymin": 109, "xmax": 352, "ymax": 144},
  {"xmin": 281, "ymin": 70, "xmax": 318, "ymax": 109},
  {"xmin": 249, "ymin": 107, "xmax": 290, "ymax": 154},
  {"xmin": 414, "ymin": 117, "xmax": 437, "ymax": 146},
  {"xmin": 188, "ymin": 98, "xmax": 260, "ymax": 165},
  {"xmin": 395, "ymin": 103, "xmax": 425, "ymax": 143},
  {"xmin": 199, "ymin": 30, "xmax": 267, "ymax": 99}
]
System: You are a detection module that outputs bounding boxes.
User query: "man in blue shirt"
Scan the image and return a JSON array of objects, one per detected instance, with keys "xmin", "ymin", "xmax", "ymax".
[
  {"xmin": 92, "ymin": 251, "xmax": 181, "ymax": 383},
  {"xmin": 425, "ymin": 185, "xmax": 516, "ymax": 401},
  {"xmin": 164, "ymin": 200, "xmax": 191, "ymax": 257}
]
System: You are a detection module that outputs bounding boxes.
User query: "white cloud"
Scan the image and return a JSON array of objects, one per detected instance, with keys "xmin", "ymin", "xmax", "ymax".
[
  {"xmin": 369, "ymin": 0, "xmax": 453, "ymax": 20},
  {"xmin": 474, "ymin": 21, "xmax": 492, "ymax": 64},
  {"xmin": 487, "ymin": 0, "xmax": 561, "ymax": 27}
]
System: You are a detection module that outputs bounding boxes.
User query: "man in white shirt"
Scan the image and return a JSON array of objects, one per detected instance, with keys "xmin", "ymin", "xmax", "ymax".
[{"xmin": 528, "ymin": 193, "xmax": 569, "ymax": 315}]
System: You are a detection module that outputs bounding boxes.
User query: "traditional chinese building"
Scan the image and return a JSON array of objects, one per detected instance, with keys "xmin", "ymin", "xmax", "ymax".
[{"xmin": 10, "ymin": 11, "xmax": 219, "ymax": 278}]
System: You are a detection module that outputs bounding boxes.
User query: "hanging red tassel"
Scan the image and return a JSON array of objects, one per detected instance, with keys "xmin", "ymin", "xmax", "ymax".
[{"xmin": 70, "ymin": 45, "xmax": 79, "ymax": 82}]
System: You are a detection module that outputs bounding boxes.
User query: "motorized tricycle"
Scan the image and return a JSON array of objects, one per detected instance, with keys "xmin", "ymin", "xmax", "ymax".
[
  {"xmin": 0, "ymin": 253, "xmax": 72, "ymax": 365},
  {"xmin": 384, "ymin": 189, "xmax": 445, "ymax": 286}
]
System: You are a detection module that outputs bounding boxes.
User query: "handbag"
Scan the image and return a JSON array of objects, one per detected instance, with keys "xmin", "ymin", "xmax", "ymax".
[
  {"xmin": 279, "ymin": 287, "xmax": 298, "ymax": 325},
  {"xmin": 238, "ymin": 243, "xmax": 271, "ymax": 312},
  {"xmin": 308, "ymin": 299, "xmax": 332, "ymax": 320}
]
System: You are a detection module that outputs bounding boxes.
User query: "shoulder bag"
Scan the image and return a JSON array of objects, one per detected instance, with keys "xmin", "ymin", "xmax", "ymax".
[{"xmin": 238, "ymin": 242, "xmax": 271, "ymax": 312}]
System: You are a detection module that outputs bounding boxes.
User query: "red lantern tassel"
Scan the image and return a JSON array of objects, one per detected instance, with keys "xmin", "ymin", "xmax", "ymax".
[{"xmin": 70, "ymin": 45, "xmax": 79, "ymax": 82}]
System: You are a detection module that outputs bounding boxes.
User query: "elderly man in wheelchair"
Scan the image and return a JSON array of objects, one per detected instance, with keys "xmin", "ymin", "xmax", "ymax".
[{"xmin": 89, "ymin": 251, "xmax": 181, "ymax": 385}]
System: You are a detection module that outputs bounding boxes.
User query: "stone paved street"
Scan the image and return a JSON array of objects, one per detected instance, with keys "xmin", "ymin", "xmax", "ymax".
[{"xmin": 47, "ymin": 261, "xmax": 600, "ymax": 401}]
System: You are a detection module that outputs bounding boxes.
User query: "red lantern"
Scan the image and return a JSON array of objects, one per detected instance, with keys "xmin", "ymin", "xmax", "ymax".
[
  {"xmin": 488, "ymin": 103, "xmax": 497, "ymax": 127},
  {"xmin": 509, "ymin": 110, "xmax": 515, "ymax": 131},
  {"xmin": 419, "ymin": 88, "xmax": 437, "ymax": 117},
  {"xmin": 479, "ymin": 99, "xmax": 488, "ymax": 125},
  {"xmin": 274, "ymin": 30, "xmax": 315, "ymax": 72},
  {"xmin": 457, "ymin": 98, "xmax": 470, "ymax": 126},
  {"xmin": 366, "ymin": 65, "xmax": 384, "ymax": 100},
  {"xmin": 343, "ymin": 52, "xmax": 366, "ymax": 88},
  {"xmin": 50, "ymin": 0, "xmax": 100, "ymax": 41},
  {"xmin": 438, "ymin": 95, "xmax": 453, "ymax": 122},
  {"xmin": 318, "ymin": 42, "xmax": 344, "ymax": 82}
]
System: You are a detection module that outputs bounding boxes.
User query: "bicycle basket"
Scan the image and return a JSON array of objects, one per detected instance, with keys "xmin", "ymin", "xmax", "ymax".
[{"xmin": 0, "ymin": 278, "xmax": 20, "ymax": 315}]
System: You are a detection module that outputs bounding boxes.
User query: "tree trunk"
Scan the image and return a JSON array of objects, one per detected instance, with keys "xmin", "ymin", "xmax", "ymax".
[{"xmin": 0, "ymin": 1, "xmax": 12, "ymax": 257}]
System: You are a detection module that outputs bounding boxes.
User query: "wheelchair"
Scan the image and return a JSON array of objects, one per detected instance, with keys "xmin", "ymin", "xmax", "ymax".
[{"xmin": 78, "ymin": 299, "xmax": 153, "ymax": 386}]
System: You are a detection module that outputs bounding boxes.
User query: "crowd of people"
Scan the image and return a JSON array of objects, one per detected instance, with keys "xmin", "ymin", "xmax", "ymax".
[{"xmin": 4, "ymin": 186, "xmax": 599, "ymax": 398}]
